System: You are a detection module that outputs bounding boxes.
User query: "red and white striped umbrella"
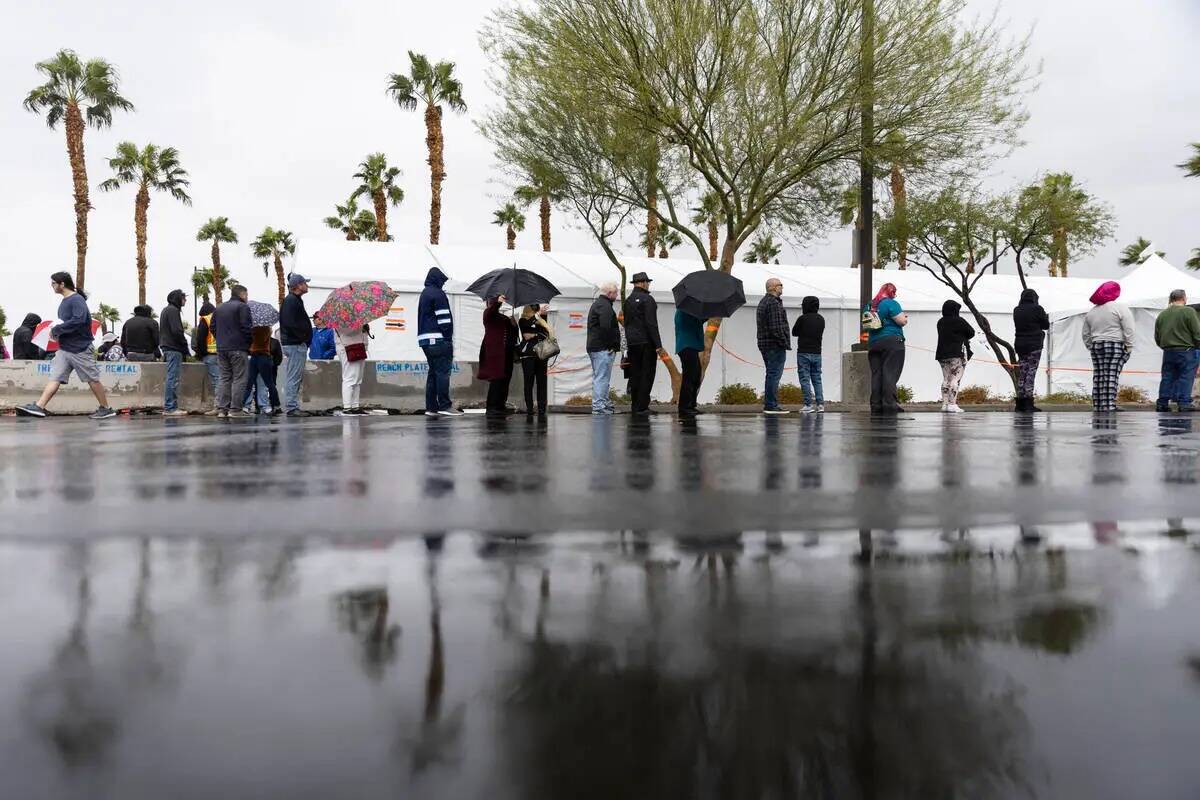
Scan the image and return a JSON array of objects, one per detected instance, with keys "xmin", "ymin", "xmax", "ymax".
[{"xmin": 32, "ymin": 319, "xmax": 101, "ymax": 352}]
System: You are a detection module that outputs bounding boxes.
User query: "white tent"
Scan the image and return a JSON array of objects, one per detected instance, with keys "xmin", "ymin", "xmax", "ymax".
[{"xmin": 294, "ymin": 239, "xmax": 1195, "ymax": 403}]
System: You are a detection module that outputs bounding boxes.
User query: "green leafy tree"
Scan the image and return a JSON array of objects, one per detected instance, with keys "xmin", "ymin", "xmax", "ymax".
[
  {"xmin": 690, "ymin": 191, "xmax": 727, "ymax": 262},
  {"xmin": 98, "ymin": 142, "xmax": 192, "ymax": 305},
  {"xmin": 351, "ymin": 153, "xmax": 403, "ymax": 241},
  {"xmin": 387, "ymin": 53, "xmax": 467, "ymax": 245},
  {"xmin": 744, "ymin": 234, "xmax": 782, "ymax": 265},
  {"xmin": 0, "ymin": 307, "xmax": 9, "ymax": 341},
  {"xmin": 91, "ymin": 302, "xmax": 121, "ymax": 334},
  {"xmin": 251, "ymin": 227, "xmax": 296, "ymax": 305},
  {"xmin": 1117, "ymin": 237, "xmax": 1164, "ymax": 267},
  {"xmin": 492, "ymin": 202, "xmax": 526, "ymax": 250},
  {"xmin": 196, "ymin": 216, "xmax": 237, "ymax": 303},
  {"xmin": 513, "ymin": 160, "xmax": 567, "ymax": 252}
]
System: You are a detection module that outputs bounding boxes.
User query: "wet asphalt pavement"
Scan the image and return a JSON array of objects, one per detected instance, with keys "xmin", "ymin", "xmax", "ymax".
[{"xmin": 2, "ymin": 413, "xmax": 1200, "ymax": 798}]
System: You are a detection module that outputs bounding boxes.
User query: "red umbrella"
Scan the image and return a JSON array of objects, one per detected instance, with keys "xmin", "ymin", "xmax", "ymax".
[
  {"xmin": 317, "ymin": 281, "xmax": 400, "ymax": 331},
  {"xmin": 32, "ymin": 319, "xmax": 100, "ymax": 352}
]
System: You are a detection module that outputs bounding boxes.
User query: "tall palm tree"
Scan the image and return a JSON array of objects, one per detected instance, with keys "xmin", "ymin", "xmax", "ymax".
[
  {"xmin": 98, "ymin": 142, "xmax": 191, "ymax": 305},
  {"xmin": 196, "ymin": 217, "xmax": 237, "ymax": 303},
  {"xmin": 191, "ymin": 269, "xmax": 211, "ymax": 304},
  {"xmin": 1179, "ymin": 143, "xmax": 1200, "ymax": 178},
  {"xmin": 492, "ymin": 203, "xmax": 526, "ymax": 250},
  {"xmin": 1117, "ymin": 237, "xmax": 1164, "ymax": 267},
  {"xmin": 251, "ymin": 227, "xmax": 295, "ymax": 305},
  {"xmin": 351, "ymin": 153, "xmax": 403, "ymax": 241},
  {"xmin": 387, "ymin": 52, "xmax": 467, "ymax": 245},
  {"xmin": 744, "ymin": 234, "xmax": 782, "ymax": 265},
  {"xmin": 91, "ymin": 303, "xmax": 120, "ymax": 334},
  {"xmin": 325, "ymin": 197, "xmax": 363, "ymax": 240},
  {"xmin": 24, "ymin": 50, "xmax": 134, "ymax": 292},
  {"xmin": 351, "ymin": 211, "xmax": 381, "ymax": 242},
  {"xmin": 690, "ymin": 191, "xmax": 726, "ymax": 262},
  {"xmin": 514, "ymin": 162, "xmax": 566, "ymax": 252},
  {"xmin": 1039, "ymin": 172, "xmax": 1088, "ymax": 278},
  {"xmin": 639, "ymin": 226, "xmax": 682, "ymax": 259},
  {"xmin": 1187, "ymin": 249, "xmax": 1200, "ymax": 271}
]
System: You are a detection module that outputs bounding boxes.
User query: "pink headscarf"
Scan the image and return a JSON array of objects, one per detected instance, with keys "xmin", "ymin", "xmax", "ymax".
[
  {"xmin": 871, "ymin": 283, "xmax": 897, "ymax": 310},
  {"xmin": 1089, "ymin": 281, "xmax": 1121, "ymax": 305}
]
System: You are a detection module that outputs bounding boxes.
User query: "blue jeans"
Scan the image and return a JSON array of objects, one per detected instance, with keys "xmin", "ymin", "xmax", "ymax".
[
  {"xmin": 761, "ymin": 348, "xmax": 787, "ymax": 409},
  {"xmin": 589, "ymin": 350, "xmax": 615, "ymax": 412},
  {"xmin": 282, "ymin": 344, "xmax": 307, "ymax": 412},
  {"xmin": 796, "ymin": 352, "xmax": 823, "ymax": 407},
  {"xmin": 202, "ymin": 354, "xmax": 219, "ymax": 396},
  {"xmin": 422, "ymin": 341, "xmax": 453, "ymax": 411},
  {"xmin": 243, "ymin": 354, "xmax": 279, "ymax": 410},
  {"xmin": 163, "ymin": 350, "xmax": 183, "ymax": 410},
  {"xmin": 1157, "ymin": 350, "xmax": 1197, "ymax": 410}
]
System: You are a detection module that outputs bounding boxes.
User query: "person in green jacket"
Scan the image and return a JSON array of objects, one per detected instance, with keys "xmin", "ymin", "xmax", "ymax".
[
  {"xmin": 675, "ymin": 309, "xmax": 706, "ymax": 415},
  {"xmin": 1153, "ymin": 289, "xmax": 1200, "ymax": 412}
]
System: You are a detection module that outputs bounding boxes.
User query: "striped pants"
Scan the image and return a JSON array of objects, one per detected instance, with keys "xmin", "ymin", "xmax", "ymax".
[{"xmin": 1090, "ymin": 340, "xmax": 1129, "ymax": 411}]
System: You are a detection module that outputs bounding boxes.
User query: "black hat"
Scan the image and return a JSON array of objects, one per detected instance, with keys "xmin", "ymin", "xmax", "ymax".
[{"xmin": 631, "ymin": 272, "xmax": 653, "ymax": 284}]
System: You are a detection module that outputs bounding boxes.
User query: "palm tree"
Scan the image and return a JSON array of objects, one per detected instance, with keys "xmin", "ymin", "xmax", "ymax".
[
  {"xmin": 1117, "ymin": 237, "xmax": 1164, "ymax": 267},
  {"xmin": 91, "ymin": 303, "xmax": 120, "ymax": 334},
  {"xmin": 1188, "ymin": 249, "xmax": 1200, "ymax": 271},
  {"xmin": 387, "ymin": 52, "xmax": 467, "ymax": 245},
  {"xmin": 351, "ymin": 153, "xmax": 403, "ymax": 241},
  {"xmin": 1039, "ymin": 172, "xmax": 1089, "ymax": 278},
  {"xmin": 191, "ymin": 269, "xmax": 211, "ymax": 304},
  {"xmin": 251, "ymin": 227, "xmax": 296, "ymax": 305},
  {"xmin": 1179, "ymin": 143, "xmax": 1200, "ymax": 178},
  {"xmin": 351, "ymin": 211, "xmax": 381, "ymax": 242},
  {"xmin": 838, "ymin": 184, "xmax": 865, "ymax": 268},
  {"xmin": 744, "ymin": 234, "xmax": 782, "ymax": 265},
  {"xmin": 690, "ymin": 191, "xmax": 726, "ymax": 262},
  {"xmin": 492, "ymin": 203, "xmax": 526, "ymax": 250},
  {"xmin": 325, "ymin": 197, "xmax": 364, "ymax": 240},
  {"xmin": 514, "ymin": 162, "xmax": 566, "ymax": 252},
  {"xmin": 98, "ymin": 142, "xmax": 191, "ymax": 305},
  {"xmin": 24, "ymin": 50, "xmax": 134, "ymax": 293},
  {"xmin": 195, "ymin": 217, "xmax": 237, "ymax": 303},
  {"xmin": 639, "ymin": 226, "xmax": 683, "ymax": 259}
]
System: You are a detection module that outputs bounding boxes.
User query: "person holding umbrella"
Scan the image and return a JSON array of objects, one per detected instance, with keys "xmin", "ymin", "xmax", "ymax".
[
  {"xmin": 675, "ymin": 309, "xmax": 704, "ymax": 415},
  {"xmin": 623, "ymin": 272, "xmax": 661, "ymax": 415},
  {"xmin": 671, "ymin": 269, "xmax": 746, "ymax": 416},
  {"xmin": 335, "ymin": 323, "xmax": 370, "ymax": 415},
  {"xmin": 317, "ymin": 281, "xmax": 401, "ymax": 416},
  {"xmin": 479, "ymin": 295, "xmax": 518, "ymax": 417},
  {"xmin": 517, "ymin": 304, "xmax": 552, "ymax": 418}
]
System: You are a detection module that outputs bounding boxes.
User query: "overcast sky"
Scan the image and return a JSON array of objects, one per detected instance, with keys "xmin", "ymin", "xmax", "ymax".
[{"xmin": 2, "ymin": 0, "xmax": 1198, "ymax": 327}]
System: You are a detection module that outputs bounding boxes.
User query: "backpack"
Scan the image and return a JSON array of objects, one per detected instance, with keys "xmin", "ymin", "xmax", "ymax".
[{"xmin": 861, "ymin": 306, "xmax": 883, "ymax": 331}]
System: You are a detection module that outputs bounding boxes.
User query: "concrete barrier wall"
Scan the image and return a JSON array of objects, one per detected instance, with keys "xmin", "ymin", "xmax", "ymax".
[{"xmin": 0, "ymin": 358, "xmax": 507, "ymax": 414}]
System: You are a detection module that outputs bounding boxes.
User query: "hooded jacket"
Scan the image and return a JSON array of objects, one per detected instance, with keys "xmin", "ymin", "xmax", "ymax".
[
  {"xmin": 192, "ymin": 301, "xmax": 217, "ymax": 358},
  {"xmin": 935, "ymin": 300, "xmax": 976, "ymax": 361},
  {"xmin": 12, "ymin": 313, "xmax": 44, "ymax": 360},
  {"xmin": 160, "ymin": 290, "xmax": 189, "ymax": 354},
  {"xmin": 121, "ymin": 305, "xmax": 161, "ymax": 356},
  {"xmin": 417, "ymin": 268, "xmax": 453, "ymax": 347},
  {"xmin": 1012, "ymin": 289, "xmax": 1050, "ymax": 356},
  {"xmin": 791, "ymin": 296, "xmax": 825, "ymax": 355}
]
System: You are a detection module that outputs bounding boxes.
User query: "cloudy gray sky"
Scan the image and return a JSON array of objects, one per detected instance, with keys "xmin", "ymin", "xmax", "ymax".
[{"xmin": 2, "ymin": 0, "xmax": 1198, "ymax": 327}]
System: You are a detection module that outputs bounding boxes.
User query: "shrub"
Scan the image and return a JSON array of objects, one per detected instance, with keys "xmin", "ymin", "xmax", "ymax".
[
  {"xmin": 564, "ymin": 395, "xmax": 591, "ymax": 406},
  {"xmin": 1040, "ymin": 390, "xmax": 1090, "ymax": 405},
  {"xmin": 717, "ymin": 383, "xmax": 761, "ymax": 405},
  {"xmin": 956, "ymin": 384, "xmax": 994, "ymax": 405},
  {"xmin": 608, "ymin": 389, "xmax": 630, "ymax": 404},
  {"xmin": 896, "ymin": 385, "xmax": 914, "ymax": 404},
  {"xmin": 777, "ymin": 383, "xmax": 805, "ymax": 404},
  {"xmin": 1117, "ymin": 385, "xmax": 1150, "ymax": 404}
]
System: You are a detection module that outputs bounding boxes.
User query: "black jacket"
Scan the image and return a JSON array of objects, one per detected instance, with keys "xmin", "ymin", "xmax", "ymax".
[
  {"xmin": 935, "ymin": 300, "xmax": 975, "ymax": 361},
  {"xmin": 12, "ymin": 313, "xmax": 44, "ymax": 360},
  {"xmin": 586, "ymin": 296, "xmax": 620, "ymax": 352},
  {"xmin": 270, "ymin": 337, "xmax": 283, "ymax": 367},
  {"xmin": 622, "ymin": 287, "xmax": 661, "ymax": 349},
  {"xmin": 212, "ymin": 296, "xmax": 253, "ymax": 352},
  {"xmin": 159, "ymin": 291, "xmax": 189, "ymax": 354},
  {"xmin": 791, "ymin": 296, "xmax": 825, "ymax": 355},
  {"xmin": 121, "ymin": 305, "xmax": 161, "ymax": 356},
  {"xmin": 279, "ymin": 292, "xmax": 313, "ymax": 346},
  {"xmin": 192, "ymin": 301, "xmax": 215, "ymax": 359},
  {"xmin": 1012, "ymin": 289, "xmax": 1050, "ymax": 356}
]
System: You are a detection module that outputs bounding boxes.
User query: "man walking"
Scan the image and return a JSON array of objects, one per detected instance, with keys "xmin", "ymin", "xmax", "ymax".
[
  {"xmin": 121, "ymin": 305, "xmax": 161, "ymax": 361},
  {"xmin": 279, "ymin": 273, "xmax": 313, "ymax": 417},
  {"xmin": 417, "ymin": 267, "xmax": 462, "ymax": 416},
  {"xmin": 16, "ymin": 271, "xmax": 115, "ymax": 419},
  {"xmin": 1154, "ymin": 289, "xmax": 1200, "ymax": 412},
  {"xmin": 210, "ymin": 285, "xmax": 253, "ymax": 419},
  {"xmin": 586, "ymin": 282, "xmax": 621, "ymax": 414},
  {"xmin": 756, "ymin": 278, "xmax": 791, "ymax": 414},
  {"xmin": 160, "ymin": 289, "xmax": 189, "ymax": 416},
  {"xmin": 622, "ymin": 272, "xmax": 662, "ymax": 415}
]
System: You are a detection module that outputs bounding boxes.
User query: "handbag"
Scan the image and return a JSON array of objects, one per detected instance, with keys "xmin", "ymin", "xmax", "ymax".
[
  {"xmin": 345, "ymin": 342, "xmax": 368, "ymax": 362},
  {"xmin": 533, "ymin": 336, "xmax": 560, "ymax": 361}
]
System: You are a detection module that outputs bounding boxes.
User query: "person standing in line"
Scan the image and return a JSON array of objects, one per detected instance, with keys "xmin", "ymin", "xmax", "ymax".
[
  {"xmin": 1153, "ymin": 289, "xmax": 1200, "ymax": 412},
  {"xmin": 792, "ymin": 295, "xmax": 825, "ymax": 414},
  {"xmin": 586, "ymin": 282, "xmax": 621, "ymax": 415},
  {"xmin": 756, "ymin": 278, "xmax": 791, "ymax": 415},
  {"xmin": 622, "ymin": 272, "xmax": 662, "ymax": 415},
  {"xmin": 335, "ymin": 323, "xmax": 369, "ymax": 415},
  {"xmin": 479, "ymin": 295, "xmax": 517, "ymax": 417},
  {"xmin": 867, "ymin": 282, "xmax": 907, "ymax": 414},
  {"xmin": 192, "ymin": 301, "xmax": 219, "ymax": 394},
  {"xmin": 97, "ymin": 332, "xmax": 123, "ymax": 361},
  {"xmin": 308, "ymin": 313, "xmax": 337, "ymax": 360},
  {"xmin": 121, "ymin": 304, "xmax": 161, "ymax": 362},
  {"xmin": 210, "ymin": 285, "xmax": 253, "ymax": 419},
  {"xmin": 674, "ymin": 307, "xmax": 705, "ymax": 416},
  {"xmin": 243, "ymin": 324, "xmax": 283, "ymax": 414},
  {"xmin": 12, "ymin": 313, "xmax": 45, "ymax": 360},
  {"xmin": 517, "ymin": 304, "xmax": 551, "ymax": 418},
  {"xmin": 159, "ymin": 289, "xmax": 189, "ymax": 416},
  {"xmin": 417, "ymin": 267, "xmax": 461, "ymax": 416},
  {"xmin": 279, "ymin": 273, "xmax": 313, "ymax": 417},
  {"xmin": 934, "ymin": 299, "xmax": 975, "ymax": 413},
  {"xmin": 1082, "ymin": 281, "xmax": 1134, "ymax": 413},
  {"xmin": 1012, "ymin": 288, "xmax": 1050, "ymax": 412},
  {"xmin": 16, "ymin": 272, "xmax": 115, "ymax": 419}
]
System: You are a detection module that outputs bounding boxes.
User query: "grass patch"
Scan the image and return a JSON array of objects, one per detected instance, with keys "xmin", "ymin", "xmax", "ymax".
[
  {"xmin": 1040, "ymin": 390, "xmax": 1090, "ymax": 405},
  {"xmin": 956, "ymin": 384, "xmax": 1006, "ymax": 404}
]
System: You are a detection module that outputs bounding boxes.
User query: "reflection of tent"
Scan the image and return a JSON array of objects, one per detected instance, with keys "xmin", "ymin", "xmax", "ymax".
[{"xmin": 295, "ymin": 239, "xmax": 1195, "ymax": 402}]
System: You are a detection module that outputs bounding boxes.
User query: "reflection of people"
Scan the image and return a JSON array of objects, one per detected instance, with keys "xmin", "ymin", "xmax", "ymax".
[
  {"xmin": 586, "ymin": 283, "xmax": 621, "ymax": 415},
  {"xmin": 868, "ymin": 282, "xmax": 907, "ymax": 414},
  {"xmin": 674, "ymin": 308, "xmax": 704, "ymax": 416},
  {"xmin": 517, "ymin": 304, "xmax": 551, "ymax": 418},
  {"xmin": 1082, "ymin": 281, "xmax": 1133, "ymax": 412},
  {"xmin": 1153, "ymin": 289, "xmax": 1200, "ymax": 412},
  {"xmin": 479, "ymin": 296, "xmax": 517, "ymax": 417}
]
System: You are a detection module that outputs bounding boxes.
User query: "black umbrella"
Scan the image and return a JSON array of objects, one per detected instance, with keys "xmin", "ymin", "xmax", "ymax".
[
  {"xmin": 672, "ymin": 270, "xmax": 746, "ymax": 319},
  {"xmin": 466, "ymin": 267, "xmax": 561, "ymax": 308}
]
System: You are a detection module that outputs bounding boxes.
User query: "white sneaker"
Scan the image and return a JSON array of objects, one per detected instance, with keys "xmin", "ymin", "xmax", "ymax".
[
  {"xmin": 800, "ymin": 406, "xmax": 815, "ymax": 414},
  {"xmin": 948, "ymin": 404, "xmax": 965, "ymax": 413},
  {"xmin": 438, "ymin": 409, "xmax": 466, "ymax": 417},
  {"xmin": 425, "ymin": 411, "xmax": 439, "ymax": 417},
  {"xmin": 816, "ymin": 405, "xmax": 825, "ymax": 413},
  {"xmin": 763, "ymin": 408, "xmax": 790, "ymax": 415},
  {"xmin": 941, "ymin": 403, "xmax": 949, "ymax": 412}
]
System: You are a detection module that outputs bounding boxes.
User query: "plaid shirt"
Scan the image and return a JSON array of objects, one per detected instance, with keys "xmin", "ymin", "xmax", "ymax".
[{"xmin": 756, "ymin": 294, "xmax": 791, "ymax": 351}]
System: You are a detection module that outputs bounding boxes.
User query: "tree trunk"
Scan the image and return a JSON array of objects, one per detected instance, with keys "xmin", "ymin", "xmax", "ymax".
[
  {"xmin": 659, "ymin": 244, "xmax": 668, "ymax": 259},
  {"xmin": 958, "ymin": 288, "xmax": 1019, "ymax": 392},
  {"xmin": 274, "ymin": 253, "xmax": 285, "ymax": 306},
  {"xmin": 425, "ymin": 104, "xmax": 445, "ymax": 245},
  {"xmin": 135, "ymin": 186, "xmax": 150, "ymax": 306},
  {"xmin": 211, "ymin": 240, "xmax": 225, "ymax": 304},
  {"xmin": 891, "ymin": 164, "xmax": 907, "ymax": 270},
  {"xmin": 372, "ymin": 189, "xmax": 388, "ymax": 241},
  {"xmin": 346, "ymin": 230, "xmax": 358, "ymax": 242},
  {"xmin": 65, "ymin": 103, "xmax": 90, "ymax": 292},
  {"xmin": 850, "ymin": 212, "xmax": 863, "ymax": 268},
  {"xmin": 646, "ymin": 170, "xmax": 658, "ymax": 258},
  {"xmin": 1057, "ymin": 230, "xmax": 1069, "ymax": 278},
  {"xmin": 506, "ymin": 225, "xmax": 515, "ymax": 250},
  {"xmin": 540, "ymin": 192, "xmax": 551, "ymax": 251},
  {"xmin": 699, "ymin": 237, "xmax": 739, "ymax": 375},
  {"xmin": 707, "ymin": 221, "xmax": 718, "ymax": 262}
]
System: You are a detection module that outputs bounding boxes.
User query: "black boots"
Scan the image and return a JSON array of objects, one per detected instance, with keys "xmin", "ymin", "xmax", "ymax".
[{"xmin": 1015, "ymin": 396, "xmax": 1040, "ymax": 412}]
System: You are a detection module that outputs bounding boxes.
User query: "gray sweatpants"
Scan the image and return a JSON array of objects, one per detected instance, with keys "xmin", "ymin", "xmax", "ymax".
[{"xmin": 216, "ymin": 351, "xmax": 249, "ymax": 411}]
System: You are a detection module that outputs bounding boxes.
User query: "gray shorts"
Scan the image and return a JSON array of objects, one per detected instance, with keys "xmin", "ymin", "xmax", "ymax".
[{"xmin": 49, "ymin": 349, "xmax": 101, "ymax": 384}]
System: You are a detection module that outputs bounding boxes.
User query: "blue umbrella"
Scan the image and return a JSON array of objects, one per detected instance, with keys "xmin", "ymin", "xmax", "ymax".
[{"xmin": 248, "ymin": 300, "xmax": 279, "ymax": 327}]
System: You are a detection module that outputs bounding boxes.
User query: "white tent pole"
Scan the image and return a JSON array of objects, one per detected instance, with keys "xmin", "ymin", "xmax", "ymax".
[{"xmin": 1045, "ymin": 327, "xmax": 1053, "ymax": 396}]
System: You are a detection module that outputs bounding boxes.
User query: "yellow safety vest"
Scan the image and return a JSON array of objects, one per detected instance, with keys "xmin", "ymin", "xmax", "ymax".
[{"xmin": 200, "ymin": 313, "xmax": 217, "ymax": 354}]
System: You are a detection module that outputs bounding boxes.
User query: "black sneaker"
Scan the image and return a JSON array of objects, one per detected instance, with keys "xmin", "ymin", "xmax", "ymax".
[
  {"xmin": 286, "ymin": 409, "xmax": 311, "ymax": 418},
  {"xmin": 16, "ymin": 403, "xmax": 47, "ymax": 418},
  {"xmin": 90, "ymin": 406, "xmax": 117, "ymax": 420}
]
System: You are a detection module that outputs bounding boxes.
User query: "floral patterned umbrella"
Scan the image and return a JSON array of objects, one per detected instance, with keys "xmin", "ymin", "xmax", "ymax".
[
  {"xmin": 317, "ymin": 281, "xmax": 400, "ymax": 331},
  {"xmin": 248, "ymin": 300, "xmax": 279, "ymax": 327}
]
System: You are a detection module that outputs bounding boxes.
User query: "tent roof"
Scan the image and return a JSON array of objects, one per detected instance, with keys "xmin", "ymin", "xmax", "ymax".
[{"xmin": 294, "ymin": 238, "xmax": 1194, "ymax": 313}]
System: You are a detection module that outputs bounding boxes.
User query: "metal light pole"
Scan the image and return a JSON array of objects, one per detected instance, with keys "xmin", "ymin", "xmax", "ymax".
[{"xmin": 855, "ymin": 0, "xmax": 875, "ymax": 349}]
